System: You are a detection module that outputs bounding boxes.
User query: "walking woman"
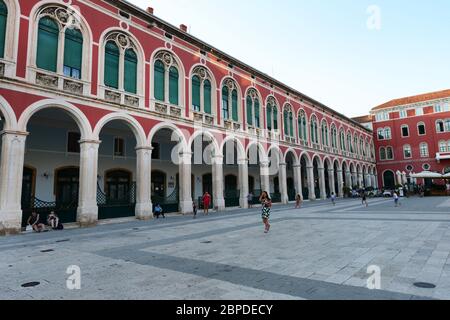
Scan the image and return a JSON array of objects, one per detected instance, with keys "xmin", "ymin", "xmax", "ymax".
[
  {"xmin": 259, "ymin": 191, "xmax": 272, "ymax": 233},
  {"xmin": 202, "ymin": 192, "xmax": 211, "ymax": 215}
]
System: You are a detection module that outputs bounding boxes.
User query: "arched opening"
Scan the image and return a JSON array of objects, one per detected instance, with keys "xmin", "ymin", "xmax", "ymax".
[
  {"xmin": 313, "ymin": 157, "xmax": 321, "ymax": 199},
  {"xmin": 268, "ymin": 149, "xmax": 281, "ymax": 203},
  {"xmin": 324, "ymin": 160, "xmax": 331, "ymax": 197},
  {"xmin": 342, "ymin": 161, "xmax": 349, "ymax": 192},
  {"xmin": 97, "ymin": 120, "xmax": 139, "ymax": 219},
  {"xmin": 300, "ymin": 155, "xmax": 309, "ymax": 200},
  {"xmin": 222, "ymin": 139, "xmax": 242, "ymax": 208},
  {"xmin": 247, "ymin": 143, "xmax": 263, "ymax": 199},
  {"xmin": 21, "ymin": 108, "xmax": 84, "ymax": 227},
  {"xmin": 383, "ymin": 170, "xmax": 395, "ymax": 189},
  {"xmin": 285, "ymin": 151, "xmax": 296, "ymax": 201},
  {"xmin": 151, "ymin": 128, "xmax": 184, "ymax": 213},
  {"xmin": 333, "ymin": 161, "xmax": 340, "ymax": 196}
]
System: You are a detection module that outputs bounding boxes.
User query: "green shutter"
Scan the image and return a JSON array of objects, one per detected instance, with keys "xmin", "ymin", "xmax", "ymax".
[
  {"xmin": 37, "ymin": 17, "xmax": 59, "ymax": 72},
  {"xmin": 64, "ymin": 28, "xmax": 83, "ymax": 75},
  {"xmin": 104, "ymin": 41, "xmax": 119, "ymax": 89},
  {"xmin": 302, "ymin": 118, "xmax": 307, "ymax": 141},
  {"xmin": 284, "ymin": 110, "xmax": 288, "ymax": 135},
  {"xmin": 298, "ymin": 117, "xmax": 302, "ymax": 139},
  {"xmin": 169, "ymin": 66, "xmax": 179, "ymax": 105},
  {"xmin": 231, "ymin": 89, "xmax": 238, "ymax": 122},
  {"xmin": 289, "ymin": 113, "xmax": 293, "ymax": 137},
  {"xmin": 255, "ymin": 99, "xmax": 260, "ymax": 128},
  {"xmin": 246, "ymin": 96, "xmax": 253, "ymax": 126},
  {"xmin": 273, "ymin": 107, "xmax": 278, "ymax": 130},
  {"xmin": 154, "ymin": 60, "xmax": 165, "ymax": 101},
  {"xmin": 192, "ymin": 75, "xmax": 201, "ymax": 111},
  {"xmin": 222, "ymin": 86, "xmax": 229, "ymax": 119},
  {"xmin": 266, "ymin": 105, "xmax": 272, "ymax": 131},
  {"xmin": 0, "ymin": 0, "xmax": 7, "ymax": 59},
  {"xmin": 124, "ymin": 49, "xmax": 137, "ymax": 94},
  {"xmin": 203, "ymin": 80, "xmax": 211, "ymax": 114}
]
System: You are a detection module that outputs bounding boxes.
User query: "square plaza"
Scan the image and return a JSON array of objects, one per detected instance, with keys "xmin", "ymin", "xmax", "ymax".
[{"xmin": 1, "ymin": 196, "xmax": 450, "ymax": 300}]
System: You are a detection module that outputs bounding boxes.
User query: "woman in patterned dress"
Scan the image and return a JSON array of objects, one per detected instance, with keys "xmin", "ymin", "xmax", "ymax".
[{"xmin": 259, "ymin": 191, "xmax": 272, "ymax": 233}]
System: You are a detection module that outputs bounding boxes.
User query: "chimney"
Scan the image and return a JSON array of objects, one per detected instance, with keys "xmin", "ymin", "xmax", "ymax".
[
  {"xmin": 146, "ymin": 7, "xmax": 154, "ymax": 15},
  {"xmin": 180, "ymin": 24, "xmax": 188, "ymax": 32}
]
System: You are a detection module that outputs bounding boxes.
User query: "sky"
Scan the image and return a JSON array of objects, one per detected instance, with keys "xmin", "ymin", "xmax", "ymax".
[{"xmin": 129, "ymin": 0, "xmax": 450, "ymax": 117}]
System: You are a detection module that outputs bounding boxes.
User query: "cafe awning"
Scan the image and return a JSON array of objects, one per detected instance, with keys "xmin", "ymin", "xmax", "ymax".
[{"xmin": 410, "ymin": 171, "xmax": 443, "ymax": 179}]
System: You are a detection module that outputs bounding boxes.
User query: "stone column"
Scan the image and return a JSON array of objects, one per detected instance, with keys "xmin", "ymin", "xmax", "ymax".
[
  {"xmin": 0, "ymin": 131, "xmax": 27, "ymax": 235},
  {"xmin": 307, "ymin": 165, "xmax": 316, "ymax": 200},
  {"xmin": 77, "ymin": 140, "xmax": 100, "ymax": 227},
  {"xmin": 212, "ymin": 154, "xmax": 225, "ymax": 211},
  {"xmin": 328, "ymin": 168, "xmax": 336, "ymax": 196},
  {"xmin": 365, "ymin": 174, "xmax": 371, "ymax": 188},
  {"xmin": 318, "ymin": 167, "xmax": 327, "ymax": 200},
  {"xmin": 179, "ymin": 151, "xmax": 193, "ymax": 214},
  {"xmin": 352, "ymin": 171, "xmax": 357, "ymax": 188},
  {"xmin": 279, "ymin": 162, "xmax": 289, "ymax": 204},
  {"xmin": 238, "ymin": 158, "xmax": 249, "ymax": 209},
  {"xmin": 260, "ymin": 160, "xmax": 270, "ymax": 194},
  {"xmin": 371, "ymin": 175, "xmax": 376, "ymax": 189},
  {"xmin": 293, "ymin": 164, "xmax": 303, "ymax": 200},
  {"xmin": 374, "ymin": 174, "xmax": 379, "ymax": 189},
  {"xmin": 135, "ymin": 146, "xmax": 153, "ymax": 220},
  {"xmin": 337, "ymin": 169, "xmax": 344, "ymax": 197},
  {"xmin": 358, "ymin": 173, "xmax": 364, "ymax": 188}
]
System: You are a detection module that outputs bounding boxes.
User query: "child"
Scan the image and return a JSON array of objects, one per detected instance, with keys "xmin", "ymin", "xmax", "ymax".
[
  {"xmin": 394, "ymin": 192, "xmax": 400, "ymax": 207},
  {"xmin": 295, "ymin": 194, "xmax": 302, "ymax": 209},
  {"xmin": 154, "ymin": 204, "xmax": 165, "ymax": 218},
  {"xmin": 331, "ymin": 193, "xmax": 336, "ymax": 206},
  {"xmin": 193, "ymin": 201, "xmax": 198, "ymax": 219}
]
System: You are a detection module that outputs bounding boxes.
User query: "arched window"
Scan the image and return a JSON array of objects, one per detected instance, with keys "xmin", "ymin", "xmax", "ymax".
[
  {"xmin": 445, "ymin": 119, "xmax": 450, "ymax": 132},
  {"xmin": 63, "ymin": 28, "xmax": 83, "ymax": 79},
  {"xmin": 321, "ymin": 121, "xmax": 329, "ymax": 146},
  {"xmin": 347, "ymin": 134, "xmax": 353, "ymax": 153},
  {"xmin": 124, "ymin": 49, "xmax": 137, "ymax": 94},
  {"xmin": 221, "ymin": 79, "xmax": 239, "ymax": 122},
  {"xmin": 231, "ymin": 89, "xmax": 238, "ymax": 121},
  {"xmin": 283, "ymin": 105, "xmax": 294, "ymax": 137},
  {"xmin": 204, "ymin": 80, "xmax": 212, "ymax": 114},
  {"xmin": 222, "ymin": 86, "xmax": 229, "ymax": 120},
  {"xmin": 384, "ymin": 127, "xmax": 392, "ymax": 139},
  {"xmin": 192, "ymin": 75, "xmax": 201, "ymax": 112},
  {"xmin": 0, "ymin": 0, "xmax": 7, "ymax": 59},
  {"xmin": 298, "ymin": 111, "xmax": 308, "ymax": 142},
  {"xmin": 353, "ymin": 136, "xmax": 358, "ymax": 154},
  {"xmin": 439, "ymin": 141, "xmax": 447, "ymax": 153},
  {"xmin": 310, "ymin": 116, "xmax": 319, "ymax": 144},
  {"xmin": 340, "ymin": 130, "xmax": 346, "ymax": 151},
  {"xmin": 386, "ymin": 146, "xmax": 394, "ymax": 160},
  {"xmin": 104, "ymin": 32, "xmax": 139, "ymax": 94},
  {"xmin": 403, "ymin": 145, "xmax": 412, "ymax": 158},
  {"xmin": 246, "ymin": 89, "xmax": 261, "ymax": 128},
  {"xmin": 418, "ymin": 122, "xmax": 426, "ymax": 135},
  {"xmin": 331, "ymin": 125, "xmax": 337, "ymax": 148},
  {"xmin": 104, "ymin": 41, "xmax": 120, "ymax": 89},
  {"xmin": 153, "ymin": 51, "xmax": 180, "ymax": 105},
  {"xmin": 420, "ymin": 143, "xmax": 429, "ymax": 157},
  {"xmin": 380, "ymin": 147, "xmax": 386, "ymax": 160},
  {"xmin": 266, "ymin": 97, "xmax": 278, "ymax": 132},
  {"xmin": 37, "ymin": 17, "xmax": 59, "ymax": 72}
]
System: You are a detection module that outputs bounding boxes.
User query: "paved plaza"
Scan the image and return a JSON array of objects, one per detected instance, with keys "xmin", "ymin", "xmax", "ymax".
[{"xmin": 1, "ymin": 196, "xmax": 450, "ymax": 300}]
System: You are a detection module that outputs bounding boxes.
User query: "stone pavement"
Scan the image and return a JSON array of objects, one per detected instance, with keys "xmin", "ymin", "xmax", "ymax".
[{"xmin": 1, "ymin": 196, "xmax": 450, "ymax": 300}]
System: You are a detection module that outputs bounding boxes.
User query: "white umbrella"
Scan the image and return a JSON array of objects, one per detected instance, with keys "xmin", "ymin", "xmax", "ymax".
[{"xmin": 410, "ymin": 171, "xmax": 443, "ymax": 179}]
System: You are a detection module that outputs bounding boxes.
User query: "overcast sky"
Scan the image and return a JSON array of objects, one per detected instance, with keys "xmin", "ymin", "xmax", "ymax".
[{"xmin": 129, "ymin": 0, "xmax": 450, "ymax": 117}]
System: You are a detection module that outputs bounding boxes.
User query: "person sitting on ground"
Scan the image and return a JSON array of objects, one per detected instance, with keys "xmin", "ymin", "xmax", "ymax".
[
  {"xmin": 154, "ymin": 204, "xmax": 165, "ymax": 219},
  {"xmin": 47, "ymin": 211, "xmax": 64, "ymax": 230},
  {"xmin": 27, "ymin": 211, "xmax": 46, "ymax": 233},
  {"xmin": 295, "ymin": 194, "xmax": 302, "ymax": 209}
]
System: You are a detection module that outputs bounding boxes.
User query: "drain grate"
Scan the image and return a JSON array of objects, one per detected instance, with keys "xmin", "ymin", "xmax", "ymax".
[
  {"xmin": 414, "ymin": 282, "xmax": 436, "ymax": 289},
  {"xmin": 21, "ymin": 282, "xmax": 40, "ymax": 288},
  {"xmin": 201, "ymin": 241, "xmax": 212, "ymax": 244},
  {"xmin": 40, "ymin": 249, "xmax": 54, "ymax": 253}
]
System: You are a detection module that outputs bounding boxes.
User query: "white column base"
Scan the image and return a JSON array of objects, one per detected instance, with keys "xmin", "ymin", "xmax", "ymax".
[
  {"xmin": 135, "ymin": 202, "xmax": 153, "ymax": 220},
  {"xmin": 180, "ymin": 200, "xmax": 193, "ymax": 215},
  {"xmin": 215, "ymin": 199, "xmax": 226, "ymax": 211},
  {"xmin": 76, "ymin": 205, "xmax": 98, "ymax": 227},
  {"xmin": 239, "ymin": 197, "xmax": 249, "ymax": 209},
  {"xmin": 0, "ymin": 209, "xmax": 22, "ymax": 235}
]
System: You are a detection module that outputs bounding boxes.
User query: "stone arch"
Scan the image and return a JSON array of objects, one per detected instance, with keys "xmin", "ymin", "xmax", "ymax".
[
  {"xmin": 312, "ymin": 154, "xmax": 323, "ymax": 168},
  {"xmin": 219, "ymin": 135, "xmax": 245, "ymax": 160},
  {"xmin": 284, "ymin": 148, "xmax": 299, "ymax": 165},
  {"xmin": 0, "ymin": 95, "xmax": 18, "ymax": 130},
  {"xmin": 147, "ymin": 122, "xmax": 188, "ymax": 153},
  {"xmin": 246, "ymin": 141, "xmax": 267, "ymax": 162},
  {"xmin": 18, "ymin": 99, "xmax": 92, "ymax": 139},
  {"xmin": 93, "ymin": 112, "xmax": 147, "ymax": 147},
  {"xmin": 299, "ymin": 151, "xmax": 312, "ymax": 167}
]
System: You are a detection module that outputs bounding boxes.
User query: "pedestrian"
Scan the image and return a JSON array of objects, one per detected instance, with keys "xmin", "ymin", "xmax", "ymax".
[
  {"xmin": 202, "ymin": 192, "xmax": 211, "ymax": 215},
  {"xmin": 247, "ymin": 192, "xmax": 254, "ymax": 209},
  {"xmin": 27, "ymin": 211, "xmax": 46, "ymax": 233},
  {"xmin": 362, "ymin": 192, "xmax": 368, "ymax": 207},
  {"xmin": 47, "ymin": 211, "xmax": 64, "ymax": 230},
  {"xmin": 394, "ymin": 192, "xmax": 400, "ymax": 207},
  {"xmin": 154, "ymin": 204, "xmax": 165, "ymax": 219},
  {"xmin": 331, "ymin": 192, "xmax": 336, "ymax": 206},
  {"xmin": 259, "ymin": 191, "xmax": 272, "ymax": 234},
  {"xmin": 295, "ymin": 194, "xmax": 302, "ymax": 209},
  {"xmin": 193, "ymin": 200, "xmax": 198, "ymax": 219}
]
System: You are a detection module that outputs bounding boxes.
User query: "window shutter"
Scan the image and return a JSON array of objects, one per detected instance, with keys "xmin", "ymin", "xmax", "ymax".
[
  {"xmin": 283, "ymin": 110, "xmax": 289, "ymax": 135},
  {"xmin": 231, "ymin": 89, "xmax": 238, "ymax": 122},
  {"xmin": 192, "ymin": 75, "xmax": 201, "ymax": 111},
  {"xmin": 266, "ymin": 105, "xmax": 272, "ymax": 131},
  {"xmin": 273, "ymin": 107, "xmax": 278, "ymax": 130},
  {"xmin": 124, "ymin": 48, "xmax": 137, "ymax": 94},
  {"xmin": 298, "ymin": 117, "xmax": 302, "ymax": 139},
  {"xmin": 254, "ymin": 99, "xmax": 260, "ymax": 128},
  {"xmin": 64, "ymin": 28, "xmax": 83, "ymax": 75},
  {"xmin": 203, "ymin": 80, "xmax": 212, "ymax": 114},
  {"xmin": 154, "ymin": 60, "xmax": 165, "ymax": 101},
  {"xmin": 289, "ymin": 113, "xmax": 293, "ymax": 137},
  {"xmin": 0, "ymin": 0, "xmax": 7, "ymax": 59},
  {"xmin": 37, "ymin": 17, "xmax": 59, "ymax": 72},
  {"xmin": 169, "ymin": 66, "xmax": 179, "ymax": 105},
  {"xmin": 104, "ymin": 41, "xmax": 120, "ymax": 89},
  {"xmin": 246, "ymin": 95, "xmax": 253, "ymax": 126},
  {"xmin": 222, "ymin": 86, "xmax": 229, "ymax": 119}
]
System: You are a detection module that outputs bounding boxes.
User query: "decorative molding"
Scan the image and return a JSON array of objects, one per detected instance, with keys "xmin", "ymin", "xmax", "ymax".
[
  {"xmin": 36, "ymin": 72, "xmax": 58, "ymax": 88},
  {"xmin": 104, "ymin": 90, "xmax": 121, "ymax": 104},
  {"xmin": 63, "ymin": 79, "xmax": 83, "ymax": 95}
]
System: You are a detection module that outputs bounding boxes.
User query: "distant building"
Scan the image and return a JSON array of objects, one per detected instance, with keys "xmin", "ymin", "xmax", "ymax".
[
  {"xmin": 352, "ymin": 115, "xmax": 373, "ymax": 131},
  {"xmin": 370, "ymin": 89, "xmax": 450, "ymax": 189}
]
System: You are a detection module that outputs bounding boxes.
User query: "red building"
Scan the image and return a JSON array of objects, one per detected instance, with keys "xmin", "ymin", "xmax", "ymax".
[{"xmin": 369, "ymin": 89, "xmax": 450, "ymax": 189}]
